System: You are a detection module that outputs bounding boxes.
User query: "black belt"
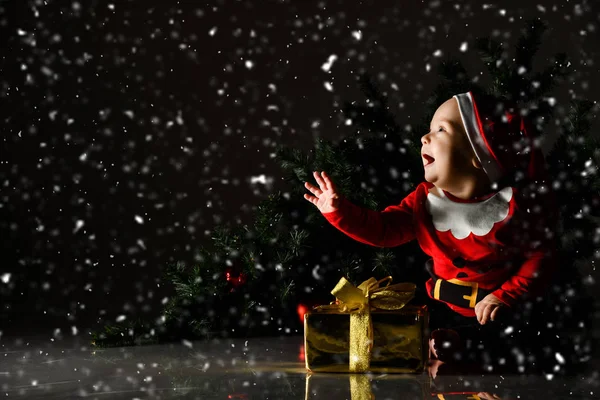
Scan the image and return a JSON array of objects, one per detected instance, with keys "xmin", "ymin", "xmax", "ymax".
[
  {"xmin": 430, "ymin": 278, "xmax": 493, "ymax": 309},
  {"xmin": 425, "ymin": 258, "xmax": 494, "ymax": 309}
]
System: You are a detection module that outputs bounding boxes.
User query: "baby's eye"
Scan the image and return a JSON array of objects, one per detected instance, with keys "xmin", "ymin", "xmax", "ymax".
[{"xmin": 426, "ymin": 127, "xmax": 445, "ymax": 135}]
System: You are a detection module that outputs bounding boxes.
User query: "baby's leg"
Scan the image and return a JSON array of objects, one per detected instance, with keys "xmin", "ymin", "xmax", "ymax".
[
  {"xmin": 427, "ymin": 301, "xmax": 513, "ymax": 368},
  {"xmin": 427, "ymin": 301, "xmax": 481, "ymax": 363}
]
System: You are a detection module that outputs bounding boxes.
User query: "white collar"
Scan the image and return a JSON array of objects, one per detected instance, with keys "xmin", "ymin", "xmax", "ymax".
[{"xmin": 426, "ymin": 187, "xmax": 513, "ymax": 239}]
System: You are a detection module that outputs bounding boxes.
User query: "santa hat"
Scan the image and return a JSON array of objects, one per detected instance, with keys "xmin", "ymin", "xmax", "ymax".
[{"xmin": 453, "ymin": 91, "xmax": 546, "ymax": 185}]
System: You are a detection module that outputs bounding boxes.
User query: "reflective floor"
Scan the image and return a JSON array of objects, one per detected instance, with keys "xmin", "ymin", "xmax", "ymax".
[{"xmin": 0, "ymin": 334, "xmax": 598, "ymax": 399}]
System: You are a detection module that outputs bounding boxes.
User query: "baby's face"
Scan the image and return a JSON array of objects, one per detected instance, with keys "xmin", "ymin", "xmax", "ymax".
[{"xmin": 420, "ymin": 98, "xmax": 478, "ymax": 190}]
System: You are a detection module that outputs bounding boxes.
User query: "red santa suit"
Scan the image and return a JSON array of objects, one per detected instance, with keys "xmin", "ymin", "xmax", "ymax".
[{"xmin": 322, "ymin": 181, "xmax": 557, "ymax": 317}]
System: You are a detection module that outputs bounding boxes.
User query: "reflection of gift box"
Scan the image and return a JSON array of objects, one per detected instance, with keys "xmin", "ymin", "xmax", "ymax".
[
  {"xmin": 305, "ymin": 372, "xmax": 429, "ymax": 400},
  {"xmin": 304, "ymin": 277, "xmax": 428, "ymax": 374},
  {"xmin": 429, "ymin": 393, "xmax": 491, "ymax": 399}
]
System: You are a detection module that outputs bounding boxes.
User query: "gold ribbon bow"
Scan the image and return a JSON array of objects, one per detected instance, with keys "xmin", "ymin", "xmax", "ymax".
[{"xmin": 314, "ymin": 276, "xmax": 416, "ymax": 373}]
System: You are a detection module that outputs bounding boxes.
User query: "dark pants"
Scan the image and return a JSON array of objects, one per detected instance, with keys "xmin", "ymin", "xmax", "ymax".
[{"xmin": 425, "ymin": 298, "xmax": 581, "ymax": 375}]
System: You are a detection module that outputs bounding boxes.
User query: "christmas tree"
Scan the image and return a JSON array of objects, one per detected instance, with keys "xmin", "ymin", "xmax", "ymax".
[{"xmin": 92, "ymin": 20, "xmax": 598, "ymax": 373}]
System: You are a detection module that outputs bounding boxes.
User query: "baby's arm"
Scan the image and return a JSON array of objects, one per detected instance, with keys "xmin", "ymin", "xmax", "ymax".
[
  {"xmin": 321, "ymin": 193, "xmax": 417, "ymax": 248},
  {"xmin": 491, "ymin": 248, "xmax": 557, "ymax": 307},
  {"xmin": 476, "ymin": 248, "xmax": 557, "ymax": 325},
  {"xmin": 303, "ymin": 171, "xmax": 418, "ymax": 247}
]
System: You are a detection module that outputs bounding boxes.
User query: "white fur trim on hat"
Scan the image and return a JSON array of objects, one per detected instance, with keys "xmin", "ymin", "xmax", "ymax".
[{"xmin": 453, "ymin": 92, "xmax": 503, "ymax": 183}]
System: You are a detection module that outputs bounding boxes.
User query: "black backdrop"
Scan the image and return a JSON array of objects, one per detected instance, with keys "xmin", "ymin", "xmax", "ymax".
[{"xmin": 1, "ymin": 0, "xmax": 599, "ymax": 336}]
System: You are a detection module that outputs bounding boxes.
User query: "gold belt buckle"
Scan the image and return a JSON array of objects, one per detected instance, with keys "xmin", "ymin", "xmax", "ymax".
[{"xmin": 433, "ymin": 279, "xmax": 479, "ymax": 308}]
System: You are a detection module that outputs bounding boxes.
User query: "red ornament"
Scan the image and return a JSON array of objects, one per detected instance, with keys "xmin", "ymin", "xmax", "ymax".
[
  {"xmin": 297, "ymin": 304, "xmax": 309, "ymax": 323},
  {"xmin": 225, "ymin": 268, "xmax": 247, "ymax": 290}
]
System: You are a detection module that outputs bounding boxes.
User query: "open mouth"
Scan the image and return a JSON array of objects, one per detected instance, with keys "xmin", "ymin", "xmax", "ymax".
[{"xmin": 422, "ymin": 154, "xmax": 435, "ymax": 167}]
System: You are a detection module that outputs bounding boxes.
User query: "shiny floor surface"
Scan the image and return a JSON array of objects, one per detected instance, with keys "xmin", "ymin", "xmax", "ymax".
[{"xmin": 1, "ymin": 334, "xmax": 598, "ymax": 399}]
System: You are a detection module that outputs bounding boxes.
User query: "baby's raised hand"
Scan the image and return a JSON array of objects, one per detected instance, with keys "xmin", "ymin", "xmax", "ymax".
[
  {"xmin": 475, "ymin": 293, "xmax": 506, "ymax": 325},
  {"xmin": 303, "ymin": 171, "xmax": 341, "ymax": 214}
]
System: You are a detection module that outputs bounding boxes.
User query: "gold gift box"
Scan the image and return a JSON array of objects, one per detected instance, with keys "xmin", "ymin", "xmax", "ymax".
[{"xmin": 304, "ymin": 304, "xmax": 428, "ymax": 373}]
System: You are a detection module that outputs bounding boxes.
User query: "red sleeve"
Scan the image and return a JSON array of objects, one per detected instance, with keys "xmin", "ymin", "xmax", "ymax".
[
  {"xmin": 492, "ymin": 247, "xmax": 557, "ymax": 307},
  {"xmin": 321, "ymin": 187, "xmax": 418, "ymax": 248}
]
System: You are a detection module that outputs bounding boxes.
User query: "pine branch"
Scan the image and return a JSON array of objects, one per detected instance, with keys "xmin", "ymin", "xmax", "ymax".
[
  {"xmin": 211, "ymin": 225, "xmax": 242, "ymax": 253},
  {"xmin": 372, "ymin": 249, "xmax": 397, "ymax": 276},
  {"xmin": 280, "ymin": 280, "xmax": 295, "ymax": 303},
  {"xmin": 514, "ymin": 19, "xmax": 546, "ymax": 77},
  {"xmin": 548, "ymin": 99, "xmax": 595, "ymax": 164},
  {"xmin": 189, "ymin": 319, "xmax": 212, "ymax": 336},
  {"xmin": 568, "ymin": 99, "xmax": 595, "ymax": 134},
  {"xmin": 314, "ymin": 138, "xmax": 337, "ymax": 169},
  {"xmin": 430, "ymin": 58, "xmax": 471, "ymax": 105},
  {"xmin": 474, "ymin": 37, "xmax": 509, "ymax": 90},
  {"xmin": 337, "ymin": 253, "xmax": 363, "ymax": 282},
  {"xmin": 529, "ymin": 52, "xmax": 570, "ymax": 99},
  {"xmin": 275, "ymin": 248, "xmax": 294, "ymax": 266},
  {"xmin": 275, "ymin": 145, "xmax": 312, "ymax": 183},
  {"xmin": 288, "ymin": 229, "xmax": 310, "ymax": 257},
  {"xmin": 358, "ymin": 73, "xmax": 389, "ymax": 109}
]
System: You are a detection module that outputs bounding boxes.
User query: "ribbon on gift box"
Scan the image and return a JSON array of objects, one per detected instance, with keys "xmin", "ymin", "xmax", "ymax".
[{"xmin": 312, "ymin": 276, "xmax": 416, "ymax": 373}]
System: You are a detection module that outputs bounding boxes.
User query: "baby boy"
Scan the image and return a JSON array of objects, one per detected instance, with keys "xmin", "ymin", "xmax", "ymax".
[{"xmin": 303, "ymin": 91, "xmax": 557, "ymax": 366}]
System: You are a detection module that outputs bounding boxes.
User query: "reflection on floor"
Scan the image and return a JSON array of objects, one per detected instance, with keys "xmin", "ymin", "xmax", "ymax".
[{"xmin": 0, "ymin": 334, "xmax": 598, "ymax": 399}]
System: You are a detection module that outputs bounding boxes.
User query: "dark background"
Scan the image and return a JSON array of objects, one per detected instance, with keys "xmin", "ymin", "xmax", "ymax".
[{"xmin": 1, "ymin": 0, "xmax": 599, "ymax": 338}]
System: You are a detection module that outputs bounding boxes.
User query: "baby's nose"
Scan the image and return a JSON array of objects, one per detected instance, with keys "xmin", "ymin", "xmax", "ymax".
[{"xmin": 421, "ymin": 134, "xmax": 430, "ymax": 145}]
